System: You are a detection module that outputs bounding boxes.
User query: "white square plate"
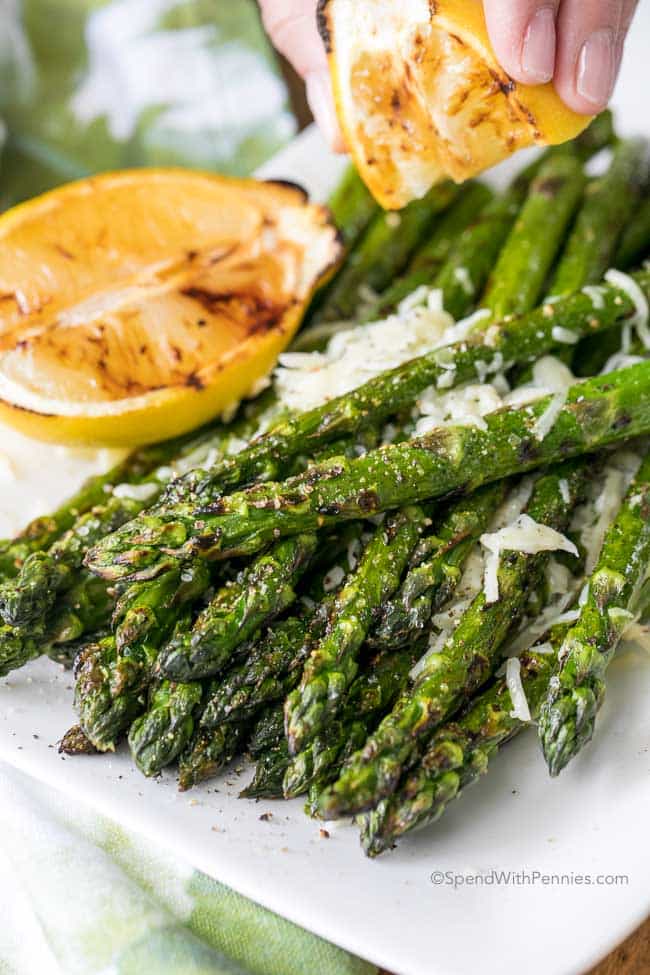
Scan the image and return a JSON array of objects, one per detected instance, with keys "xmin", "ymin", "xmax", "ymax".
[{"xmin": 1, "ymin": 12, "xmax": 650, "ymax": 974}]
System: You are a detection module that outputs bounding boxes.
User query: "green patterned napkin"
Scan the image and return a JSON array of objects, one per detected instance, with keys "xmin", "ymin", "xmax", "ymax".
[{"xmin": 0, "ymin": 763, "xmax": 376, "ymax": 975}]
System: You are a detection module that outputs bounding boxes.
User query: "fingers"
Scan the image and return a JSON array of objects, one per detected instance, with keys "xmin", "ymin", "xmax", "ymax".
[
  {"xmin": 554, "ymin": 0, "xmax": 636, "ymax": 114},
  {"xmin": 483, "ymin": 1, "xmax": 561, "ymax": 84},
  {"xmin": 259, "ymin": 0, "xmax": 345, "ymax": 150}
]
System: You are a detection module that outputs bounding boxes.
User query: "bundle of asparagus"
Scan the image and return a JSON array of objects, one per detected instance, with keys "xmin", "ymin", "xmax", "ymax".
[{"xmin": 3, "ymin": 114, "xmax": 650, "ymax": 861}]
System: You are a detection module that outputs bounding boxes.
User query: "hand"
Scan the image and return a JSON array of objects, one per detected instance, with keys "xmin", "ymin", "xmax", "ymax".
[
  {"xmin": 259, "ymin": 0, "xmax": 639, "ymax": 148},
  {"xmin": 483, "ymin": 0, "xmax": 639, "ymax": 113},
  {"xmin": 258, "ymin": 0, "xmax": 346, "ymax": 151}
]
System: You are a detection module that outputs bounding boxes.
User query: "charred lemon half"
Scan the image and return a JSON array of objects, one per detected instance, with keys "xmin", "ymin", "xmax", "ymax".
[
  {"xmin": 0, "ymin": 170, "xmax": 341, "ymax": 445},
  {"xmin": 319, "ymin": 0, "xmax": 593, "ymax": 209}
]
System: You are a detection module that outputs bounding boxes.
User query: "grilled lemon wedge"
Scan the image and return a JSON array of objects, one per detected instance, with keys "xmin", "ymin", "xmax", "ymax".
[
  {"xmin": 0, "ymin": 170, "xmax": 341, "ymax": 446},
  {"xmin": 319, "ymin": 0, "xmax": 593, "ymax": 209}
]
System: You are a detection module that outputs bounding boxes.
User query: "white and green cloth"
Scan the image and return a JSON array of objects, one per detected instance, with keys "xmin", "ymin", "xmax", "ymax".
[
  {"xmin": 0, "ymin": 763, "xmax": 376, "ymax": 975},
  {"xmin": 0, "ymin": 4, "xmax": 375, "ymax": 973}
]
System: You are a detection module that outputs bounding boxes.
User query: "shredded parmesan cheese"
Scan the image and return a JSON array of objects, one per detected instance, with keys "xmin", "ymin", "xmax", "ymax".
[
  {"xmin": 506, "ymin": 658, "xmax": 532, "ymax": 722},
  {"xmin": 532, "ymin": 641, "xmax": 555, "ymax": 656},
  {"xmin": 323, "ymin": 566, "xmax": 345, "ymax": 592},
  {"xmin": 605, "ymin": 269, "xmax": 650, "ymax": 349},
  {"xmin": 275, "ymin": 286, "xmax": 456, "ymax": 411},
  {"xmin": 414, "ymin": 383, "xmax": 504, "ymax": 435},
  {"xmin": 551, "ymin": 326, "xmax": 579, "ymax": 345},
  {"xmin": 480, "ymin": 515, "xmax": 578, "ymax": 603},
  {"xmin": 582, "ymin": 285, "xmax": 606, "ymax": 310},
  {"xmin": 113, "ymin": 481, "xmax": 160, "ymax": 502}
]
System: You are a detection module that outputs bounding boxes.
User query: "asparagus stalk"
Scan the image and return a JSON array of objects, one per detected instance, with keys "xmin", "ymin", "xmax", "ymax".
[
  {"xmin": 311, "ymin": 182, "xmax": 459, "ymax": 324},
  {"xmin": 360, "ymin": 183, "xmax": 493, "ymax": 322},
  {"xmin": 58, "ymin": 724, "xmax": 98, "ymax": 756},
  {"xmin": 432, "ymin": 181, "xmax": 533, "ymax": 321},
  {"xmin": 284, "ymin": 506, "xmax": 429, "ymax": 754},
  {"xmin": 241, "ymin": 740, "xmax": 290, "ymax": 800},
  {"xmin": 0, "ymin": 571, "xmax": 114, "ymax": 677},
  {"xmin": 317, "ymin": 459, "xmax": 589, "ymax": 819},
  {"xmin": 283, "ymin": 641, "xmax": 421, "ymax": 798},
  {"xmin": 539, "ymin": 449, "xmax": 650, "ymax": 775},
  {"xmin": 75, "ymin": 561, "xmax": 210, "ymax": 750},
  {"xmin": 370, "ymin": 481, "xmax": 508, "ymax": 649},
  {"xmin": 481, "ymin": 155, "xmax": 586, "ymax": 320},
  {"xmin": 357, "ymin": 634, "xmax": 561, "ymax": 855},
  {"xmin": 200, "ymin": 616, "xmax": 314, "ymax": 727},
  {"xmin": 0, "ymin": 447, "xmax": 176, "ymax": 580},
  {"xmin": 178, "ymin": 721, "xmax": 249, "ymax": 791},
  {"xmin": 241, "ymin": 641, "xmax": 422, "ymax": 801},
  {"xmin": 326, "ymin": 163, "xmax": 379, "ymax": 248},
  {"xmin": 548, "ymin": 139, "xmax": 649, "ymax": 297},
  {"xmin": 157, "ymin": 533, "xmax": 319, "ymax": 681},
  {"xmin": 248, "ymin": 704, "xmax": 286, "ymax": 758},
  {"xmin": 429, "ymin": 123, "xmax": 612, "ymax": 321},
  {"xmin": 200, "ymin": 523, "xmax": 366, "ymax": 726},
  {"xmin": 128, "ymin": 676, "xmax": 203, "ymax": 776},
  {"xmin": 614, "ymin": 192, "xmax": 650, "ymax": 269},
  {"xmin": 94, "ymin": 266, "xmax": 650, "ymax": 531},
  {"xmin": 0, "ymin": 397, "xmax": 277, "ymax": 629},
  {"xmin": 130, "ymin": 590, "xmax": 321, "ymax": 777},
  {"xmin": 87, "ymin": 361, "xmax": 650, "ymax": 582}
]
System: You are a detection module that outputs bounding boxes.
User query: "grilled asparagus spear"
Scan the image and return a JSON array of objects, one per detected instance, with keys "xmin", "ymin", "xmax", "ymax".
[
  {"xmin": 317, "ymin": 459, "xmax": 589, "ymax": 819},
  {"xmin": 87, "ymin": 361, "xmax": 650, "ymax": 582},
  {"xmin": 539, "ymin": 449, "xmax": 650, "ymax": 775}
]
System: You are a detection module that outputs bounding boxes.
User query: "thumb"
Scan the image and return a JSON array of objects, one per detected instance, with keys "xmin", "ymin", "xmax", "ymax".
[{"xmin": 259, "ymin": 0, "xmax": 345, "ymax": 151}]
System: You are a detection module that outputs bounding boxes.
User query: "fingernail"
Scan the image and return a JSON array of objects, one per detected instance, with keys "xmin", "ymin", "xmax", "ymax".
[
  {"xmin": 305, "ymin": 70, "xmax": 345, "ymax": 152},
  {"xmin": 577, "ymin": 28, "xmax": 616, "ymax": 107},
  {"xmin": 521, "ymin": 7, "xmax": 556, "ymax": 84}
]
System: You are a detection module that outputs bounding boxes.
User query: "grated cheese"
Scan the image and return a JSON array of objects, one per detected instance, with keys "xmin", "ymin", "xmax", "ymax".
[
  {"xmin": 506, "ymin": 658, "xmax": 532, "ymax": 722},
  {"xmin": 551, "ymin": 325, "xmax": 579, "ymax": 345},
  {"xmin": 113, "ymin": 481, "xmax": 160, "ymax": 502},
  {"xmin": 480, "ymin": 515, "xmax": 578, "ymax": 603},
  {"xmin": 323, "ymin": 566, "xmax": 345, "ymax": 592},
  {"xmin": 605, "ymin": 269, "xmax": 650, "ymax": 349},
  {"xmin": 573, "ymin": 450, "xmax": 642, "ymax": 573},
  {"xmin": 414, "ymin": 383, "xmax": 504, "ymax": 436},
  {"xmin": 347, "ymin": 537, "xmax": 363, "ymax": 571},
  {"xmin": 581, "ymin": 285, "xmax": 607, "ymax": 310},
  {"xmin": 274, "ymin": 286, "xmax": 456, "ymax": 411}
]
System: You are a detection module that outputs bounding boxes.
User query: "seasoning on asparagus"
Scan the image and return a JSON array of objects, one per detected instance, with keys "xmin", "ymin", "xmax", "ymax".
[
  {"xmin": 317, "ymin": 459, "xmax": 589, "ymax": 819},
  {"xmin": 284, "ymin": 506, "xmax": 429, "ymax": 754},
  {"xmin": 178, "ymin": 721, "xmax": 249, "ymax": 792},
  {"xmin": 75, "ymin": 561, "xmax": 210, "ymax": 750},
  {"xmin": 283, "ymin": 641, "xmax": 421, "ymax": 798},
  {"xmin": 58, "ymin": 724, "xmax": 98, "ymax": 756},
  {"xmin": 128, "ymin": 676, "xmax": 203, "ymax": 777},
  {"xmin": 88, "ymin": 267, "xmax": 650, "ymax": 528},
  {"xmin": 87, "ymin": 361, "xmax": 650, "ymax": 582},
  {"xmin": 370, "ymin": 481, "xmax": 508, "ymax": 649},
  {"xmin": 539, "ymin": 449, "xmax": 650, "ymax": 776},
  {"xmin": 157, "ymin": 533, "xmax": 319, "ymax": 681}
]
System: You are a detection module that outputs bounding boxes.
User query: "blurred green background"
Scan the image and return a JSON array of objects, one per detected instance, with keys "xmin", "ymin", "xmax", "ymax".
[{"xmin": 0, "ymin": 0, "xmax": 297, "ymax": 208}]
